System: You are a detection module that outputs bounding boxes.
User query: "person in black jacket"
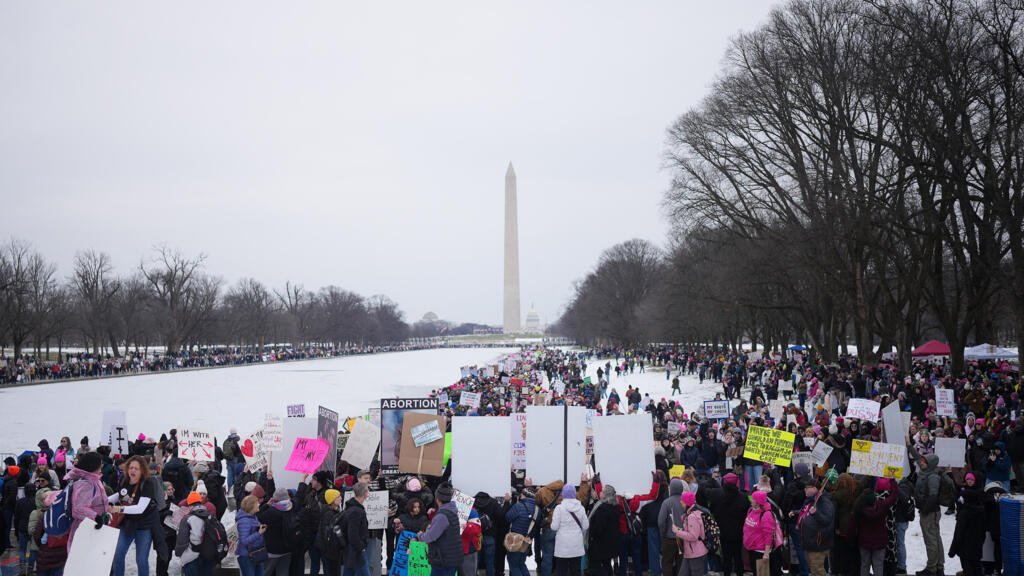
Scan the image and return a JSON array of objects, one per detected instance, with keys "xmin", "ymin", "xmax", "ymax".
[
  {"xmin": 702, "ymin": 473, "xmax": 749, "ymax": 576},
  {"xmin": 641, "ymin": 478, "xmax": 669, "ymax": 576},
  {"xmin": 318, "ymin": 489, "xmax": 345, "ymax": 576},
  {"xmin": 343, "ymin": 483, "xmax": 372, "ymax": 576},
  {"xmin": 782, "ymin": 465, "xmax": 810, "ymax": 576},
  {"xmin": 161, "ymin": 448, "xmax": 192, "ymax": 505},
  {"xmin": 258, "ymin": 487, "xmax": 300, "ymax": 576},
  {"xmin": 296, "ymin": 470, "xmax": 333, "ymax": 576},
  {"xmin": 474, "ymin": 492, "xmax": 507, "ymax": 576},
  {"xmin": 587, "ymin": 486, "xmax": 621, "ymax": 576},
  {"xmin": 14, "ymin": 482, "xmax": 37, "ymax": 575}
]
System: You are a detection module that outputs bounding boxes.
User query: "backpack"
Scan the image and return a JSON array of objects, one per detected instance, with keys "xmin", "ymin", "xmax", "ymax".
[
  {"xmin": 44, "ymin": 480, "xmax": 88, "ymax": 537},
  {"xmin": 620, "ymin": 498, "xmax": 643, "ymax": 537},
  {"xmin": 478, "ymin": 512, "xmax": 494, "ymax": 535},
  {"xmin": 191, "ymin": 514, "xmax": 229, "ymax": 563},
  {"xmin": 281, "ymin": 508, "xmax": 305, "ymax": 551},
  {"xmin": 223, "ymin": 438, "xmax": 238, "ymax": 461},
  {"xmin": 150, "ymin": 476, "xmax": 166, "ymax": 512},
  {"xmin": 762, "ymin": 509, "xmax": 783, "ymax": 549},
  {"xmin": 316, "ymin": 509, "xmax": 347, "ymax": 560},
  {"xmin": 938, "ymin": 471, "xmax": 956, "ymax": 509},
  {"xmin": 897, "ymin": 487, "xmax": 915, "ymax": 521},
  {"xmin": 694, "ymin": 506, "xmax": 721, "ymax": 554}
]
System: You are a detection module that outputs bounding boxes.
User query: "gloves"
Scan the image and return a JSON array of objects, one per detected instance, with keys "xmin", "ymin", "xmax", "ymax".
[{"xmin": 94, "ymin": 513, "xmax": 110, "ymax": 529}]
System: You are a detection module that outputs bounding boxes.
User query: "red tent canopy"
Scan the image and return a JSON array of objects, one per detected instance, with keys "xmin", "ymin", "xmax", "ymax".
[{"xmin": 912, "ymin": 340, "xmax": 951, "ymax": 357}]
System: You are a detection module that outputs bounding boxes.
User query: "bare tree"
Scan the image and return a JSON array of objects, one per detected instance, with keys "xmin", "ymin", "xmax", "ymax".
[{"xmin": 70, "ymin": 250, "xmax": 122, "ymax": 355}]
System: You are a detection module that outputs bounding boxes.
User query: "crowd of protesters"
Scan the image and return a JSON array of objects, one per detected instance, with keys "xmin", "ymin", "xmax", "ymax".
[
  {"xmin": 0, "ymin": 342, "xmax": 519, "ymax": 386},
  {"xmin": 0, "ymin": 344, "xmax": 1020, "ymax": 576}
]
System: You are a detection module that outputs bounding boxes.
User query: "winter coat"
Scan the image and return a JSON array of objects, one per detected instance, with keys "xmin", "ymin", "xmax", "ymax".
[
  {"xmin": 703, "ymin": 483, "xmax": 749, "ymax": 543},
  {"xmin": 914, "ymin": 453, "xmax": 942, "ymax": 514},
  {"xmin": 398, "ymin": 511, "xmax": 428, "ymax": 534},
  {"xmin": 15, "ymin": 493, "xmax": 35, "ymax": 536},
  {"xmin": 474, "ymin": 492, "xmax": 507, "ymax": 537},
  {"xmin": 587, "ymin": 501, "xmax": 621, "ymax": 561},
  {"xmin": 1, "ymin": 472, "xmax": 18, "ymax": 513},
  {"xmin": 949, "ymin": 487, "xmax": 987, "ymax": 561},
  {"xmin": 550, "ymin": 498, "xmax": 588, "ymax": 559},
  {"xmin": 673, "ymin": 508, "xmax": 708, "ymax": 559},
  {"xmin": 32, "ymin": 513, "xmax": 68, "ymax": 571},
  {"xmin": 161, "ymin": 457, "xmax": 192, "ymax": 504},
  {"xmin": 986, "ymin": 445, "xmax": 1011, "ymax": 482},
  {"xmin": 66, "ymin": 466, "xmax": 107, "ymax": 552},
  {"xmin": 234, "ymin": 509, "xmax": 265, "ymax": 558},
  {"xmin": 594, "ymin": 480, "xmax": 659, "ymax": 535},
  {"xmin": 257, "ymin": 501, "xmax": 297, "ymax": 555},
  {"xmin": 201, "ymin": 470, "xmax": 228, "ymax": 519},
  {"xmin": 798, "ymin": 491, "xmax": 834, "ymax": 552},
  {"xmin": 341, "ymin": 498, "xmax": 370, "ymax": 571},
  {"xmin": 174, "ymin": 503, "xmax": 210, "ymax": 567},
  {"xmin": 296, "ymin": 482, "xmax": 327, "ymax": 542},
  {"xmin": 505, "ymin": 498, "xmax": 538, "ymax": 538},
  {"xmin": 743, "ymin": 507, "xmax": 775, "ymax": 552},
  {"xmin": 658, "ymin": 479, "xmax": 687, "ymax": 539},
  {"xmin": 853, "ymin": 490, "xmax": 897, "ymax": 550},
  {"xmin": 419, "ymin": 502, "xmax": 460, "ymax": 568}
]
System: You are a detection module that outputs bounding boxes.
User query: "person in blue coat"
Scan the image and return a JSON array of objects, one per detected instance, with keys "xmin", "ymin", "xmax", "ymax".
[{"xmin": 986, "ymin": 441, "xmax": 1012, "ymax": 491}]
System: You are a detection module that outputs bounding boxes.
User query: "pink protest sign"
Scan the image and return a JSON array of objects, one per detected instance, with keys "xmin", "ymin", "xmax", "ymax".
[{"xmin": 284, "ymin": 437, "xmax": 330, "ymax": 474}]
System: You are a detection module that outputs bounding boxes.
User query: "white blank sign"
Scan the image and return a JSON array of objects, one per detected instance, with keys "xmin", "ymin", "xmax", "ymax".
[
  {"xmin": 935, "ymin": 437, "xmax": 966, "ymax": 468},
  {"xmin": 66, "ymin": 523, "xmax": 120, "ymax": 576},
  {"xmin": 272, "ymin": 417, "xmax": 318, "ymax": 489},
  {"xmin": 526, "ymin": 406, "xmax": 587, "ymax": 484},
  {"xmin": 452, "ymin": 416, "xmax": 512, "ymax": 496},
  {"xmin": 593, "ymin": 413, "xmax": 655, "ymax": 495}
]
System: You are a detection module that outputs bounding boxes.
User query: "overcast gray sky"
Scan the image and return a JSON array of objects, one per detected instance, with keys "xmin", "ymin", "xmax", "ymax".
[{"xmin": 0, "ymin": 1, "xmax": 777, "ymax": 327}]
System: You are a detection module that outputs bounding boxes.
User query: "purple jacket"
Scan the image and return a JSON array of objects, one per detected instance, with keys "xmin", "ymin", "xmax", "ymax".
[
  {"xmin": 853, "ymin": 490, "xmax": 897, "ymax": 550},
  {"xmin": 67, "ymin": 467, "xmax": 107, "ymax": 551},
  {"xmin": 234, "ymin": 510, "xmax": 265, "ymax": 558}
]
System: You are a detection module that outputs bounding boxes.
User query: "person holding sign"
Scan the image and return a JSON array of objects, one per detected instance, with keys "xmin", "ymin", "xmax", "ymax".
[{"xmin": 414, "ymin": 483, "xmax": 462, "ymax": 576}]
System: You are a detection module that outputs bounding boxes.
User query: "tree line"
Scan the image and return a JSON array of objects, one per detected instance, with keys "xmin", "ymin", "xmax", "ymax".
[
  {"xmin": 0, "ymin": 241, "xmax": 409, "ymax": 359},
  {"xmin": 553, "ymin": 0, "xmax": 1024, "ymax": 372}
]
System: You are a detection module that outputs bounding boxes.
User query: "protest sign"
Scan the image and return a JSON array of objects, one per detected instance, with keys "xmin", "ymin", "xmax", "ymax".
[
  {"xmin": 810, "ymin": 441, "xmax": 834, "ymax": 467},
  {"xmin": 778, "ymin": 379, "xmax": 794, "ymax": 392},
  {"xmin": 703, "ymin": 400, "xmax": 730, "ymax": 420},
  {"xmin": 411, "ymin": 420, "xmax": 443, "ymax": 447},
  {"xmin": 742, "ymin": 425, "xmax": 796, "ymax": 467},
  {"xmin": 438, "ymin": 392, "xmax": 449, "ymax": 407},
  {"xmin": 936, "ymin": 388, "xmax": 956, "ymax": 418},
  {"xmin": 792, "ymin": 451, "xmax": 814, "ymax": 470},
  {"xmin": 526, "ymin": 406, "xmax": 588, "ymax": 483},
  {"xmin": 846, "ymin": 399, "xmax": 881, "ymax": 422},
  {"xmin": 553, "ymin": 380, "xmax": 566, "ymax": 396},
  {"xmin": 935, "ymin": 437, "xmax": 966, "ymax": 468},
  {"xmin": 287, "ymin": 404, "xmax": 306, "ymax": 418},
  {"xmin": 443, "ymin": 433, "xmax": 452, "ymax": 468},
  {"xmin": 768, "ymin": 400, "xmax": 785, "ymax": 423},
  {"xmin": 585, "ymin": 409, "xmax": 595, "ymax": 458},
  {"xmin": 65, "ymin": 523, "xmax": 120, "ymax": 576},
  {"xmin": 453, "ymin": 489, "xmax": 475, "ymax": 531},
  {"xmin": 666, "ymin": 421, "xmax": 681, "ymax": 434},
  {"xmin": 263, "ymin": 413, "xmax": 283, "ymax": 450},
  {"xmin": 668, "ymin": 465, "xmax": 686, "ymax": 478},
  {"xmin": 511, "ymin": 412, "xmax": 528, "ymax": 469},
  {"xmin": 381, "ymin": 398, "xmax": 439, "ymax": 475},
  {"xmin": 408, "ymin": 541, "xmax": 431, "ymax": 576},
  {"xmin": 271, "ymin": 417, "xmax": 317, "ymax": 489},
  {"xmin": 593, "ymin": 413, "xmax": 655, "ymax": 494},
  {"xmin": 241, "ymin": 429, "xmax": 269, "ymax": 472},
  {"xmin": 341, "ymin": 418, "xmax": 380, "ymax": 470},
  {"xmin": 390, "ymin": 531, "xmax": 417, "ymax": 576},
  {"xmin": 881, "ymin": 401, "xmax": 912, "ymax": 473},
  {"xmin": 398, "ymin": 412, "xmax": 446, "ymax": 476},
  {"xmin": 163, "ymin": 503, "xmax": 183, "ymax": 530},
  {"xmin": 848, "ymin": 439, "xmax": 906, "ymax": 478},
  {"xmin": 285, "ymin": 437, "xmax": 330, "ymax": 474},
  {"xmin": 460, "ymin": 391, "xmax": 481, "ymax": 409},
  {"xmin": 179, "ymin": 428, "xmax": 215, "ymax": 462},
  {"xmin": 100, "ymin": 410, "xmax": 129, "ymax": 455},
  {"xmin": 452, "ymin": 416, "xmax": 511, "ymax": 496},
  {"xmin": 343, "ymin": 490, "xmax": 389, "ymax": 529},
  {"xmin": 317, "ymin": 406, "xmax": 339, "ymax": 474}
]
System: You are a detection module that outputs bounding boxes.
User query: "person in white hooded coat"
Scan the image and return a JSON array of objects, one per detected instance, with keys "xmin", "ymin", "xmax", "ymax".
[{"xmin": 550, "ymin": 484, "xmax": 589, "ymax": 576}]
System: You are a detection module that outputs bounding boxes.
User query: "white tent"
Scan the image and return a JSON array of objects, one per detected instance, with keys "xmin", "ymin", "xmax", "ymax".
[{"xmin": 964, "ymin": 343, "xmax": 1018, "ymax": 360}]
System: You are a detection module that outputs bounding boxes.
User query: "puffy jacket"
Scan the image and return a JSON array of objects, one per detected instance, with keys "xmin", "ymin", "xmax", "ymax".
[
  {"xmin": 341, "ymin": 498, "xmax": 370, "ymax": 571},
  {"xmin": 853, "ymin": 490, "xmax": 897, "ymax": 550},
  {"xmin": 235, "ymin": 509, "xmax": 265, "ymax": 559},
  {"xmin": 673, "ymin": 508, "xmax": 708, "ymax": 559},
  {"xmin": 986, "ymin": 443, "xmax": 1011, "ymax": 482},
  {"xmin": 551, "ymin": 498, "xmax": 588, "ymax": 559},
  {"xmin": 66, "ymin": 466, "xmax": 107, "ymax": 552},
  {"xmin": 257, "ymin": 501, "xmax": 297, "ymax": 555},
  {"xmin": 593, "ymin": 480, "xmax": 659, "ymax": 535},
  {"xmin": 174, "ymin": 504, "xmax": 210, "ymax": 566},
  {"xmin": 743, "ymin": 507, "xmax": 775, "ymax": 551},
  {"xmin": 505, "ymin": 498, "xmax": 538, "ymax": 537},
  {"xmin": 419, "ymin": 502, "xmax": 460, "ymax": 568}
]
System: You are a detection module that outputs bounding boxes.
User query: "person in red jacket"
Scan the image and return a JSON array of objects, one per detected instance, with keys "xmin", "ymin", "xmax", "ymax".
[
  {"xmin": 851, "ymin": 478, "xmax": 897, "ymax": 576},
  {"xmin": 594, "ymin": 472, "xmax": 660, "ymax": 576}
]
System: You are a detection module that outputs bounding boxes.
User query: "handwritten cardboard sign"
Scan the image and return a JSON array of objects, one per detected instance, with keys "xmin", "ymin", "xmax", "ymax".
[
  {"xmin": 263, "ymin": 414, "xmax": 283, "ymax": 450},
  {"xmin": 341, "ymin": 418, "xmax": 380, "ymax": 470},
  {"xmin": 460, "ymin": 391, "xmax": 482, "ymax": 409},
  {"xmin": 179, "ymin": 429, "xmax": 215, "ymax": 462},
  {"xmin": 846, "ymin": 399, "xmax": 881, "ymax": 422},
  {"xmin": 284, "ymin": 437, "xmax": 330, "ymax": 474},
  {"xmin": 935, "ymin": 388, "xmax": 956, "ymax": 418},
  {"xmin": 848, "ymin": 439, "xmax": 906, "ymax": 478},
  {"xmin": 703, "ymin": 400, "xmax": 730, "ymax": 420},
  {"xmin": 389, "ymin": 530, "xmax": 416, "ymax": 576}
]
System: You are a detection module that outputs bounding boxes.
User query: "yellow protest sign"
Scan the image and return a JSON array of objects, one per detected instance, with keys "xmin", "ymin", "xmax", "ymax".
[
  {"xmin": 742, "ymin": 425, "xmax": 795, "ymax": 467},
  {"xmin": 848, "ymin": 439, "xmax": 906, "ymax": 479},
  {"xmin": 668, "ymin": 465, "xmax": 686, "ymax": 478}
]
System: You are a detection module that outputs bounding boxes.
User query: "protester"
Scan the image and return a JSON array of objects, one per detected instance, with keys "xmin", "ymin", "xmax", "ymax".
[
  {"xmin": 110, "ymin": 455, "xmax": 160, "ymax": 576},
  {"xmin": 672, "ymin": 491, "xmax": 708, "ymax": 576},
  {"xmin": 550, "ymin": 483, "xmax": 588, "ymax": 576},
  {"xmin": 237, "ymin": 494, "xmax": 269, "ymax": 576},
  {"xmin": 343, "ymin": 482, "xmax": 372, "ymax": 576},
  {"xmin": 257, "ymin": 488, "xmax": 297, "ymax": 576},
  {"xmin": 587, "ymin": 485, "xmax": 622, "ymax": 576},
  {"xmin": 417, "ymin": 483, "xmax": 461, "ymax": 576},
  {"xmin": 175, "ymin": 491, "xmax": 212, "ymax": 576}
]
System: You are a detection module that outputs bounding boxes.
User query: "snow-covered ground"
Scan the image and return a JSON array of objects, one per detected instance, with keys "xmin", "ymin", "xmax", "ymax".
[{"xmin": 0, "ymin": 347, "xmax": 516, "ymax": 455}]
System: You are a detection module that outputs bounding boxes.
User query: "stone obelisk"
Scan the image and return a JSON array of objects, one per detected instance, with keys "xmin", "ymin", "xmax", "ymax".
[{"xmin": 503, "ymin": 163, "xmax": 521, "ymax": 334}]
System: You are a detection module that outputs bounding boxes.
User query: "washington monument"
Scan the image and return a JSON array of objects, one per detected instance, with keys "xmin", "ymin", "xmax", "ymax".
[{"xmin": 503, "ymin": 163, "xmax": 521, "ymax": 334}]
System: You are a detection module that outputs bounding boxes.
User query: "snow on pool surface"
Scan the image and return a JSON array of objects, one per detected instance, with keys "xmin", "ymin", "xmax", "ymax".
[{"xmin": 0, "ymin": 347, "xmax": 515, "ymax": 454}]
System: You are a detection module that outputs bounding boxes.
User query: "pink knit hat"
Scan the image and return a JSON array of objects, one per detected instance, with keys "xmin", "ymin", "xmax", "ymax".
[
  {"xmin": 680, "ymin": 491, "xmax": 696, "ymax": 507},
  {"xmin": 751, "ymin": 490, "xmax": 769, "ymax": 508},
  {"xmin": 37, "ymin": 455, "xmax": 47, "ymax": 467}
]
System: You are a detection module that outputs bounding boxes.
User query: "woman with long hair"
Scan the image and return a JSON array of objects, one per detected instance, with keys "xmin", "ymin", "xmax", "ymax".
[{"xmin": 110, "ymin": 455, "xmax": 159, "ymax": 576}]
